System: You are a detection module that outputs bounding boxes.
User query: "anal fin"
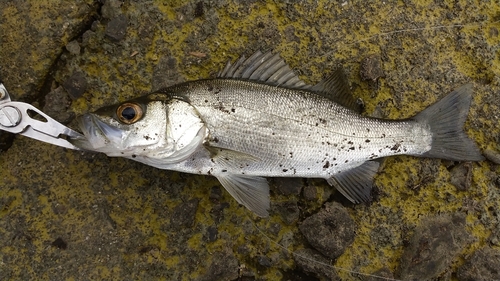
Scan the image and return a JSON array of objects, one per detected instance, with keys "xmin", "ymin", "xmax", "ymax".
[
  {"xmin": 326, "ymin": 161, "xmax": 380, "ymax": 203},
  {"xmin": 216, "ymin": 174, "xmax": 270, "ymax": 217}
]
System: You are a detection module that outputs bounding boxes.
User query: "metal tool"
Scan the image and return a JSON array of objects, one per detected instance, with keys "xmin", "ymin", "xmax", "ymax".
[{"xmin": 0, "ymin": 83, "xmax": 84, "ymax": 150}]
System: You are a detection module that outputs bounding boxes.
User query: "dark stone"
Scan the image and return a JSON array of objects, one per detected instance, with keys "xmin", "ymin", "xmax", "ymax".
[
  {"xmin": 484, "ymin": 148, "xmax": 500, "ymax": 165},
  {"xmin": 51, "ymin": 237, "xmax": 67, "ymax": 250},
  {"xmin": 209, "ymin": 185, "xmax": 223, "ymax": 202},
  {"xmin": 456, "ymin": 247, "xmax": 500, "ymax": 281},
  {"xmin": 194, "ymin": 1, "xmax": 204, "ymax": 18},
  {"xmin": 62, "ymin": 72, "xmax": 87, "ymax": 100},
  {"xmin": 204, "ymin": 225, "xmax": 218, "ymax": 242},
  {"xmin": 101, "ymin": 0, "xmax": 123, "ymax": 20},
  {"xmin": 65, "ymin": 40, "xmax": 81, "ymax": 55},
  {"xmin": 196, "ymin": 250, "xmax": 239, "ymax": 281},
  {"xmin": 0, "ymin": 131, "xmax": 15, "ymax": 152},
  {"xmin": 299, "ymin": 202, "xmax": 356, "ymax": 259},
  {"xmin": 105, "ymin": 14, "xmax": 128, "ymax": 42},
  {"xmin": 170, "ymin": 198, "xmax": 199, "ymax": 229},
  {"xmin": 293, "ymin": 248, "xmax": 340, "ymax": 281},
  {"xmin": 275, "ymin": 201, "xmax": 300, "ymax": 225},
  {"xmin": 257, "ymin": 255, "xmax": 272, "ymax": 267},
  {"xmin": 43, "ymin": 86, "xmax": 74, "ymax": 124},
  {"xmin": 360, "ymin": 54, "xmax": 385, "ymax": 82},
  {"xmin": 303, "ymin": 185, "xmax": 317, "ymax": 201},
  {"xmin": 274, "ymin": 178, "xmax": 303, "ymax": 195},
  {"xmin": 449, "ymin": 162, "xmax": 473, "ymax": 191},
  {"xmin": 398, "ymin": 213, "xmax": 472, "ymax": 280}
]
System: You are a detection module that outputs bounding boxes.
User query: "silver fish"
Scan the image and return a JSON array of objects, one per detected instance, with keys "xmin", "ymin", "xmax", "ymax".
[{"xmin": 72, "ymin": 51, "xmax": 483, "ymax": 217}]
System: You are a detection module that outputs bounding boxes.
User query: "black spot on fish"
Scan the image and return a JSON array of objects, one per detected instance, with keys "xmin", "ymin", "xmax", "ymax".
[
  {"xmin": 282, "ymin": 169, "xmax": 288, "ymax": 172},
  {"xmin": 319, "ymin": 118, "xmax": 326, "ymax": 124},
  {"xmin": 347, "ymin": 141, "xmax": 353, "ymax": 145},
  {"xmin": 382, "ymin": 133, "xmax": 386, "ymax": 138},
  {"xmin": 131, "ymin": 154, "xmax": 136, "ymax": 158},
  {"xmin": 365, "ymin": 139, "xmax": 371, "ymax": 143},
  {"xmin": 349, "ymin": 147, "xmax": 355, "ymax": 150},
  {"xmin": 222, "ymin": 169, "xmax": 227, "ymax": 173},
  {"xmin": 231, "ymin": 108, "xmax": 235, "ymax": 113},
  {"xmin": 333, "ymin": 157, "xmax": 336, "ymax": 161},
  {"xmin": 204, "ymin": 99, "xmax": 209, "ymax": 103},
  {"xmin": 326, "ymin": 141, "xmax": 331, "ymax": 145},
  {"xmin": 352, "ymin": 132, "xmax": 356, "ymax": 135},
  {"xmin": 391, "ymin": 143, "xmax": 401, "ymax": 151},
  {"xmin": 366, "ymin": 128, "xmax": 370, "ymax": 132},
  {"xmin": 323, "ymin": 161, "xmax": 330, "ymax": 168},
  {"xmin": 345, "ymin": 160, "xmax": 349, "ymax": 163},
  {"xmin": 315, "ymin": 123, "xmax": 319, "ymax": 126},
  {"xmin": 213, "ymin": 137, "xmax": 219, "ymax": 143}
]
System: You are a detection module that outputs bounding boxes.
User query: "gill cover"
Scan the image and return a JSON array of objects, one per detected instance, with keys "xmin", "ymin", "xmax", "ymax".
[{"xmin": 139, "ymin": 98, "xmax": 207, "ymax": 167}]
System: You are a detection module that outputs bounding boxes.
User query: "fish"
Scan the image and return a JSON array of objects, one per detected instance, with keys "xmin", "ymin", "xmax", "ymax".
[{"xmin": 71, "ymin": 50, "xmax": 484, "ymax": 217}]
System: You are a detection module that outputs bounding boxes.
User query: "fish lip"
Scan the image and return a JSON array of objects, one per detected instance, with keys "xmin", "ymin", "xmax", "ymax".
[{"xmin": 74, "ymin": 113, "xmax": 112, "ymax": 150}]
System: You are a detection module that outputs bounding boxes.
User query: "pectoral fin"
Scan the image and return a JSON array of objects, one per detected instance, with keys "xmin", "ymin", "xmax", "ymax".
[
  {"xmin": 327, "ymin": 161, "xmax": 380, "ymax": 203},
  {"xmin": 216, "ymin": 173, "xmax": 270, "ymax": 217}
]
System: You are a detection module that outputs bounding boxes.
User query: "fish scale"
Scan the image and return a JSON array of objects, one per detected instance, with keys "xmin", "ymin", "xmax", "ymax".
[
  {"xmin": 167, "ymin": 79, "xmax": 430, "ymax": 175},
  {"xmin": 72, "ymin": 51, "xmax": 483, "ymax": 217}
]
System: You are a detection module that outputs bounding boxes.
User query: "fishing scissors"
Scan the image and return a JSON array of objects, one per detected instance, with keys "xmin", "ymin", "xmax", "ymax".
[{"xmin": 0, "ymin": 83, "xmax": 84, "ymax": 150}]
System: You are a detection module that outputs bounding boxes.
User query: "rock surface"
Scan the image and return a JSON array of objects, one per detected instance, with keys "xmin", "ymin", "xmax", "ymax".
[{"xmin": 0, "ymin": 1, "xmax": 498, "ymax": 280}]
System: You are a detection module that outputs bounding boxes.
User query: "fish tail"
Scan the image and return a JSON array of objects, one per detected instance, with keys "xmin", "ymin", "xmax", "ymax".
[{"xmin": 415, "ymin": 84, "xmax": 484, "ymax": 161}]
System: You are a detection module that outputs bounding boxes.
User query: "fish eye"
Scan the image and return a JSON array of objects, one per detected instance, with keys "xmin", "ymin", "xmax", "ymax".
[{"xmin": 116, "ymin": 103, "xmax": 143, "ymax": 124}]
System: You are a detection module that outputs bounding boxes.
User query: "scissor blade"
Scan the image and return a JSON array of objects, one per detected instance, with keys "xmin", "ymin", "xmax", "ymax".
[{"xmin": 21, "ymin": 126, "xmax": 84, "ymax": 150}]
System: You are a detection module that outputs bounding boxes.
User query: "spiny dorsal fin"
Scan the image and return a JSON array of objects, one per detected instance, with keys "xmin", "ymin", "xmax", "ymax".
[
  {"xmin": 311, "ymin": 67, "xmax": 363, "ymax": 113},
  {"xmin": 218, "ymin": 50, "xmax": 308, "ymax": 89}
]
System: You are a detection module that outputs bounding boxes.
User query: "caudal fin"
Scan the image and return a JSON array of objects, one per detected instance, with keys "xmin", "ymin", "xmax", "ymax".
[{"xmin": 414, "ymin": 84, "xmax": 483, "ymax": 161}]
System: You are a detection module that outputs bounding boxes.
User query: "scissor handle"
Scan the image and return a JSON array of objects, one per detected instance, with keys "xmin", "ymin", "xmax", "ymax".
[{"xmin": 0, "ymin": 83, "xmax": 84, "ymax": 150}]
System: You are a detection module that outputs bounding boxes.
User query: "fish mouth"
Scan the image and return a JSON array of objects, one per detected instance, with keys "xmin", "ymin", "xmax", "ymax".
[{"xmin": 69, "ymin": 114, "xmax": 125, "ymax": 152}]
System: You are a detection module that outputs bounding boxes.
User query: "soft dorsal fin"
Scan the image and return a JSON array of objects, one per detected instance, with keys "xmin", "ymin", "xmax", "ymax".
[
  {"xmin": 311, "ymin": 67, "xmax": 363, "ymax": 112},
  {"xmin": 218, "ymin": 50, "xmax": 308, "ymax": 89}
]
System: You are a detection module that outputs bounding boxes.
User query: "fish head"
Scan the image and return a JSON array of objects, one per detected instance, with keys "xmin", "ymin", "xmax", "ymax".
[{"xmin": 72, "ymin": 95, "xmax": 207, "ymax": 165}]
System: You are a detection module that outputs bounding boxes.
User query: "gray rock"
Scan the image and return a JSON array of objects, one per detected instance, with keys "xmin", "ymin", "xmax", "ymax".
[
  {"xmin": 299, "ymin": 202, "xmax": 356, "ymax": 259},
  {"xmin": 65, "ymin": 40, "xmax": 81, "ymax": 55},
  {"xmin": 293, "ymin": 248, "xmax": 340, "ymax": 281},
  {"xmin": 274, "ymin": 178, "xmax": 303, "ymax": 195},
  {"xmin": 360, "ymin": 54, "xmax": 385, "ymax": 82},
  {"xmin": 101, "ymin": 0, "xmax": 123, "ymax": 20},
  {"xmin": 43, "ymin": 86, "xmax": 74, "ymax": 124},
  {"xmin": 398, "ymin": 213, "xmax": 473, "ymax": 280},
  {"xmin": 450, "ymin": 162, "xmax": 473, "ymax": 191},
  {"xmin": 62, "ymin": 72, "xmax": 87, "ymax": 100},
  {"xmin": 274, "ymin": 200, "xmax": 300, "ymax": 225},
  {"xmin": 456, "ymin": 247, "xmax": 500, "ymax": 281},
  {"xmin": 303, "ymin": 185, "xmax": 318, "ymax": 201},
  {"xmin": 105, "ymin": 14, "xmax": 128, "ymax": 42}
]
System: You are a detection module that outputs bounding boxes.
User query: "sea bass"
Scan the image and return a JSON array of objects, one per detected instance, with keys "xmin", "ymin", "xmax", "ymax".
[{"xmin": 71, "ymin": 51, "xmax": 483, "ymax": 217}]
